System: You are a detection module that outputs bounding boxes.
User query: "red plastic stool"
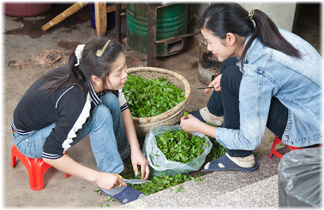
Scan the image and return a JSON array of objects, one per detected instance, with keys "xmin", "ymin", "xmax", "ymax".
[
  {"xmin": 11, "ymin": 145, "xmax": 71, "ymax": 191},
  {"xmin": 268, "ymin": 136, "xmax": 304, "ymax": 159}
]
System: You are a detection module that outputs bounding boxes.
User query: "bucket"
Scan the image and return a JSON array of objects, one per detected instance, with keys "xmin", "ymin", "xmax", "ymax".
[
  {"xmin": 4, "ymin": 3, "xmax": 53, "ymax": 17},
  {"xmin": 198, "ymin": 35, "xmax": 222, "ymax": 85},
  {"xmin": 126, "ymin": 3, "xmax": 188, "ymax": 57}
]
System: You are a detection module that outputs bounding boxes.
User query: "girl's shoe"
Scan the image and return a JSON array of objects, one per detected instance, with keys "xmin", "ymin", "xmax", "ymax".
[
  {"xmin": 101, "ymin": 185, "xmax": 145, "ymax": 204},
  {"xmin": 190, "ymin": 107, "xmax": 224, "ymax": 126}
]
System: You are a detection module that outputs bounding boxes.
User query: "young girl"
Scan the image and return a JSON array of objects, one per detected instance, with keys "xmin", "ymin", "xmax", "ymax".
[
  {"xmin": 181, "ymin": 3, "xmax": 322, "ymax": 172},
  {"xmin": 11, "ymin": 37, "xmax": 149, "ymax": 203}
]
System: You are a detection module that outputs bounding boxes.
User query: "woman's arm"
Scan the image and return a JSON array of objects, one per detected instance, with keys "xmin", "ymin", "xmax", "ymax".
[
  {"xmin": 215, "ymin": 67, "xmax": 274, "ymax": 150},
  {"xmin": 43, "ymin": 155, "xmax": 126, "ymax": 190},
  {"xmin": 180, "ymin": 114, "xmax": 217, "ymax": 138},
  {"xmin": 181, "ymin": 68, "xmax": 274, "ymax": 151},
  {"xmin": 121, "ymin": 108, "xmax": 150, "ymax": 179}
]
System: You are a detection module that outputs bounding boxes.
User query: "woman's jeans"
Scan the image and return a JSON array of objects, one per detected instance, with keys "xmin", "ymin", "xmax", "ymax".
[
  {"xmin": 12, "ymin": 92, "xmax": 130, "ymax": 174},
  {"xmin": 207, "ymin": 57, "xmax": 288, "ymax": 157}
]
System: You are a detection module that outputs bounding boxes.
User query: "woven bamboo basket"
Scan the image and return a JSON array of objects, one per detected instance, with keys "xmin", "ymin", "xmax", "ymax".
[{"xmin": 126, "ymin": 67, "xmax": 191, "ymax": 137}]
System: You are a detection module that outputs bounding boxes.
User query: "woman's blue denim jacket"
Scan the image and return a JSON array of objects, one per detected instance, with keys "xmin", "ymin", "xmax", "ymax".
[{"xmin": 215, "ymin": 28, "xmax": 322, "ymax": 149}]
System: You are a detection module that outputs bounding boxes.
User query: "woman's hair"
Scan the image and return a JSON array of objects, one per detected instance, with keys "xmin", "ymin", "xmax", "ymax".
[
  {"xmin": 198, "ymin": 3, "xmax": 301, "ymax": 67},
  {"xmin": 41, "ymin": 38, "xmax": 124, "ymax": 93}
]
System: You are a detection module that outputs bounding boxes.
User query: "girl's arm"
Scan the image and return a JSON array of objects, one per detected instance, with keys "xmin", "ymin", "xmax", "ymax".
[
  {"xmin": 43, "ymin": 155, "xmax": 126, "ymax": 190},
  {"xmin": 121, "ymin": 108, "xmax": 150, "ymax": 179}
]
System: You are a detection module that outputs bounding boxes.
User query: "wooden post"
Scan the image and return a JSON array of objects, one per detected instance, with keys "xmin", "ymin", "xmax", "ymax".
[
  {"xmin": 147, "ymin": 4, "xmax": 157, "ymax": 67},
  {"xmin": 115, "ymin": 4, "xmax": 121, "ymax": 43},
  {"xmin": 95, "ymin": 2, "xmax": 107, "ymax": 37}
]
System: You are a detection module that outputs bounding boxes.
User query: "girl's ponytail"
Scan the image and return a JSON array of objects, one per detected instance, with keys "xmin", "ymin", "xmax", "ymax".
[
  {"xmin": 40, "ymin": 38, "xmax": 124, "ymax": 94},
  {"xmin": 40, "ymin": 46, "xmax": 87, "ymax": 94},
  {"xmin": 67, "ymin": 47, "xmax": 87, "ymax": 91}
]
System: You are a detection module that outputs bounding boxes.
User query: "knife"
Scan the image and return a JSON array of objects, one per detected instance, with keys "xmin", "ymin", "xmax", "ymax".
[
  {"xmin": 196, "ymin": 86, "xmax": 215, "ymax": 89},
  {"xmin": 122, "ymin": 178, "xmax": 152, "ymax": 184},
  {"xmin": 114, "ymin": 174, "xmax": 152, "ymax": 185}
]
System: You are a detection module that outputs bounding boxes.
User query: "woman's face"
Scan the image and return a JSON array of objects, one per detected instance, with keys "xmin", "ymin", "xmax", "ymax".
[
  {"xmin": 201, "ymin": 28, "xmax": 235, "ymax": 62},
  {"xmin": 105, "ymin": 52, "xmax": 127, "ymax": 90}
]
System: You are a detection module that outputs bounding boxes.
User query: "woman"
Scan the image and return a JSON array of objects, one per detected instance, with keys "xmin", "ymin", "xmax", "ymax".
[
  {"xmin": 181, "ymin": 3, "xmax": 322, "ymax": 172},
  {"xmin": 11, "ymin": 37, "xmax": 149, "ymax": 203}
]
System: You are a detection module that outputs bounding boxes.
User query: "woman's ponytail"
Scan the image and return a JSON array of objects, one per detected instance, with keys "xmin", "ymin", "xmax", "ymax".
[
  {"xmin": 199, "ymin": 3, "xmax": 301, "ymax": 69},
  {"xmin": 241, "ymin": 9, "xmax": 301, "ymax": 66}
]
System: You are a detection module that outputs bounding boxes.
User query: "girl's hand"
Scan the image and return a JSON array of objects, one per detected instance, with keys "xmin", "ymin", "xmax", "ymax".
[
  {"xmin": 180, "ymin": 114, "xmax": 205, "ymax": 133},
  {"xmin": 131, "ymin": 149, "xmax": 150, "ymax": 180},
  {"xmin": 95, "ymin": 172, "xmax": 126, "ymax": 190},
  {"xmin": 206, "ymin": 74, "xmax": 222, "ymax": 93}
]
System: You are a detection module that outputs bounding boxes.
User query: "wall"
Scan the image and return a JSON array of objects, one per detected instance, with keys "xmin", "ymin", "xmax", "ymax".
[
  {"xmin": 241, "ymin": 2, "xmax": 297, "ymax": 31},
  {"xmin": 190, "ymin": 2, "xmax": 297, "ymax": 31}
]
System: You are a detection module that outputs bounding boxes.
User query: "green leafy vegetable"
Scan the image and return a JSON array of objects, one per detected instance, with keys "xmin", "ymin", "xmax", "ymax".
[
  {"xmin": 117, "ymin": 161, "xmax": 204, "ymax": 196},
  {"xmin": 123, "ymin": 75, "xmax": 185, "ymax": 117},
  {"xmin": 155, "ymin": 129, "xmax": 208, "ymax": 164},
  {"xmin": 95, "ymin": 189, "xmax": 114, "ymax": 207},
  {"xmin": 183, "ymin": 111, "xmax": 189, "ymax": 119},
  {"xmin": 202, "ymin": 122, "xmax": 226, "ymax": 162},
  {"xmin": 206, "ymin": 137, "xmax": 226, "ymax": 162},
  {"xmin": 97, "ymin": 204, "xmax": 110, "ymax": 207},
  {"xmin": 176, "ymin": 186, "xmax": 184, "ymax": 193},
  {"xmin": 94, "ymin": 188, "xmax": 102, "ymax": 196},
  {"xmin": 129, "ymin": 173, "xmax": 199, "ymax": 195}
]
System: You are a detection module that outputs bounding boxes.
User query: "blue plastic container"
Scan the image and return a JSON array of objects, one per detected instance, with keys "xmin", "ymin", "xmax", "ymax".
[{"xmin": 88, "ymin": 3, "xmax": 115, "ymax": 30}]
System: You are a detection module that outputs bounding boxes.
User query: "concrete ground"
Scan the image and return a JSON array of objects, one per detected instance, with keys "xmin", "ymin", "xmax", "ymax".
[{"xmin": 3, "ymin": 3, "xmax": 320, "ymax": 209}]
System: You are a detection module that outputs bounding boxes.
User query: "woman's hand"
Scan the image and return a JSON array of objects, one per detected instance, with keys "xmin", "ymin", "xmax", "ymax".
[
  {"xmin": 180, "ymin": 114, "xmax": 205, "ymax": 133},
  {"xmin": 94, "ymin": 172, "xmax": 127, "ymax": 191},
  {"xmin": 131, "ymin": 149, "xmax": 150, "ymax": 180},
  {"xmin": 206, "ymin": 74, "xmax": 222, "ymax": 93},
  {"xmin": 180, "ymin": 114, "xmax": 218, "ymax": 139}
]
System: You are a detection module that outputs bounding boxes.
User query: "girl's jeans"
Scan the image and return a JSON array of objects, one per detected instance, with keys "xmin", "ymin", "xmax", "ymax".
[
  {"xmin": 12, "ymin": 92, "xmax": 130, "ymax": 174},
  {"xmin": 207, "ymin": 57, "xmax": 288, "ymax": 157}
]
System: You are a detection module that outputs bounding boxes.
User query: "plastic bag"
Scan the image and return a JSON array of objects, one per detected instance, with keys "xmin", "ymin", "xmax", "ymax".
[
  {"xmin": 278, "ymin": 147, "xmax": 322, "ymax": 208},
  {"xmin": 143, "ymin": 125, "xmax": 212, "ymax": 176}
]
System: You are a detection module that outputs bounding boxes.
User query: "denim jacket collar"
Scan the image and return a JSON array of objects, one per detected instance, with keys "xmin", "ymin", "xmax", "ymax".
[{"xmin": 237, "ymin": 33, "xmax": 254, "ymax": 72}]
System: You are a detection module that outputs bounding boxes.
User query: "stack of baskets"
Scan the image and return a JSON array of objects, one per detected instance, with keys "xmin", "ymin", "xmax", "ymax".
[{"xmin": 126, "ymin": 67, "xmax": 191, "ymax": 137}]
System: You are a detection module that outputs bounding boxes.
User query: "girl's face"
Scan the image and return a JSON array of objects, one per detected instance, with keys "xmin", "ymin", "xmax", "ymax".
[
  {"xmin": 201, "ymin": 28, "xmax": 235, "ymax": 62},
  {"xmin": 105, "ymin": 52, "xmax": 127, "ymax": 90}
]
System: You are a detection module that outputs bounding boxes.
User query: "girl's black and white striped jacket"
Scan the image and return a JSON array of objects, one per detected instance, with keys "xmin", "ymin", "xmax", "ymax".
[{"xmin": 12, "ymin": 68, "xmax": 128, "ymax": 159}]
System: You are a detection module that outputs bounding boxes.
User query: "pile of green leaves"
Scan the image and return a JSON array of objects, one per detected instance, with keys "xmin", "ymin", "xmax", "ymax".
[
  {"xmin": 116, "ymin": 159, "xmax": 203, "ymax": 196},
  {"xmin": 206, "ymin": 136, "xmax": 226, "ymax": 162},
  {"xmin": 203, "ymin": 122, "xmax": 226, "ymax": 162},
  {"xmin": 129, "ymin": 173, "xmax": 202, "ymax": 195},
  {"xmin": 156, "ymin": 129, "xmax": 209, "ymax": 163},
  {"xmin": 123, "ymin": 75, "xmax": 185, "ymax": 117}
]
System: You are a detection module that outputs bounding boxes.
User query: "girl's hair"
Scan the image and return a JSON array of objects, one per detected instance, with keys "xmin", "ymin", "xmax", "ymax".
[
  {"xmin": 41, "ymin": 38, "xmax": 124, "ymax": 93},
  {"xmin": 198, "ymin": 3, "xmax": 301, "ymax": 68}
]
